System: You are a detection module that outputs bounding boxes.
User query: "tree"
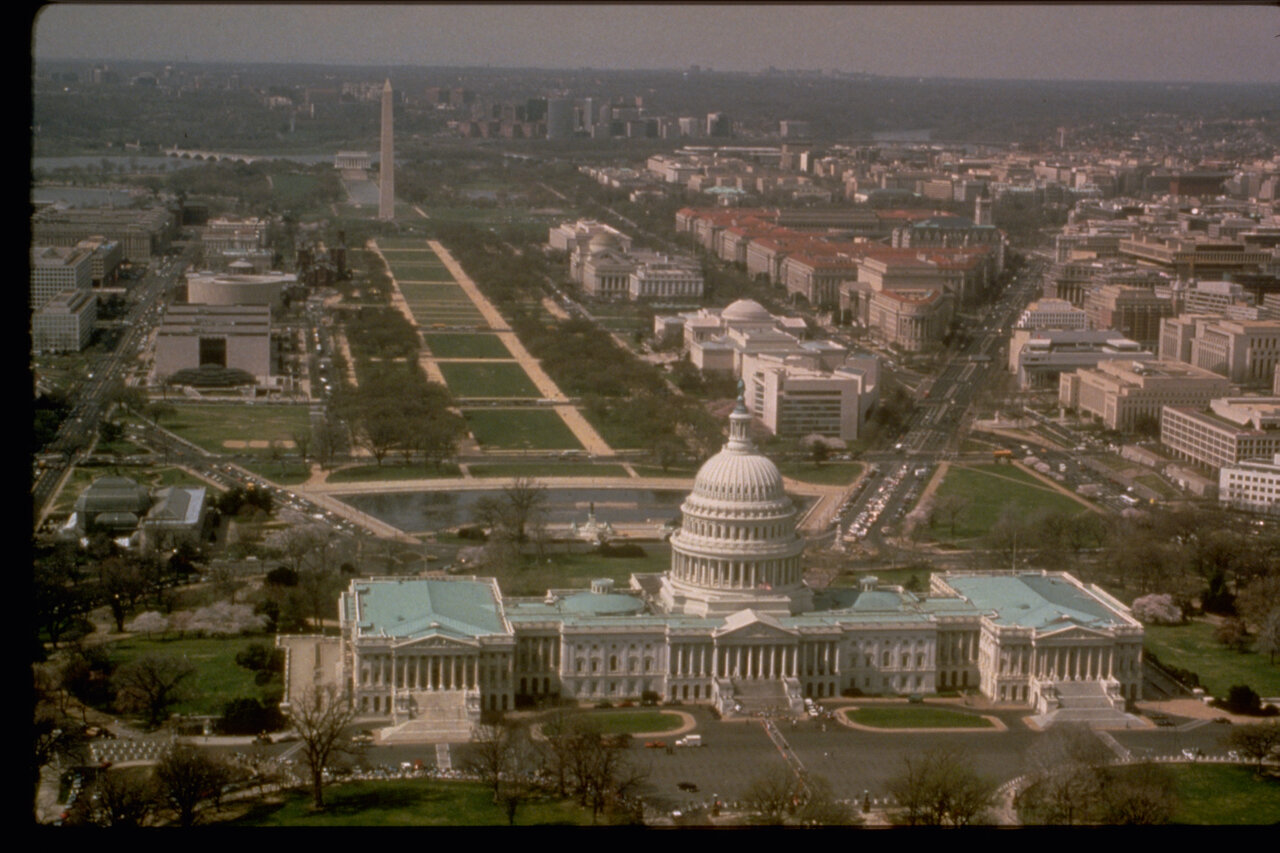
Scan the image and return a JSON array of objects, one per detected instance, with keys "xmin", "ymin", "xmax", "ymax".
[
  {"xmin": 290, "ymin": 685, "xmax": 358, "ymax": 810},
  {"xmin": 127, "ymin": 611, "xmax": 169, "ymax": 638},
  {"xmin": 1219, "ymin": 684, "xmax": 1267, "ymax": 716},
  {"xmin": 78, "ymin": 769, "xmax": 159, "ymax": 827},
  {"xmin": 740, "ymin": 766, "xmax": 802, "ymax": 825},
  {"xmin": 32, "ymin": 667, "xmax": 87, "ymax": 811},
  {"xmin": 99, "ymin": 553, "xmax": 150, "ymax": 632},
  {"xmin": 930, "ymin": 493, "xmax": 971, "ymax": 539},
  {"xmin": 502, "ymin": 477, "xmax": 547, "ymax": 544},
  {"xmin": 1131, "ymin": 593, "xmax": 1183, "ymax": 625},
  {"xmin": 794, "ymin": 774, "xmax": 857, "ymax": 826},
  {"xmin": 113, "ymin": 654, "xmax": 196, "ymax": 729},
  {"xmin": 1095, "ymin": 763, "xmax": 1177, "ymax": 825},
  {"xmin": 1015, "ymin": 724, "xmax": 1114, "ymax": 825},
  {"xmin": 536, "ymin": 712, "xmax": 646, "ymax": 824},
  {"xmin": 889, "ymin": 747, "xmax": 997, "ymax": 826},
  {"xmin": 464, "ymin": 719, "xmax": 537, "ymax": 825},
  {"xmin": 1258, "ymin": 609, "xmax": 1280, "ymax": 666},
  {"xmin": 1215, "ymin": 618, "xmax": 1250, "ymax": 653},
  {"xmin": 1223, "ymin": 722, "xmax": 1280, "ymax": 772},
  {"xmin": 154, "ymin": 743, "xmax": 232, "ymax": 827}
]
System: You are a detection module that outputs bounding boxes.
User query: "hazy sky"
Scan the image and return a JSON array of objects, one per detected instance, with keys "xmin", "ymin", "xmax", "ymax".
[{"xmin": 31, "ymin": 4, "xmax": 1280, "ymax": 84}]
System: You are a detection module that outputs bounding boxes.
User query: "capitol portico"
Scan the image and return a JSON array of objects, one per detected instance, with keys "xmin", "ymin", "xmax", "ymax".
[{"xmin": 281, "ymin": 395, "xmax": 1144, "ymax": 740}]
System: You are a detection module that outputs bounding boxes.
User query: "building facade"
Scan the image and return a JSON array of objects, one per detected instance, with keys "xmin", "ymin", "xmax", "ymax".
[
  {"xmin": 1060, "ymin": 358, "xmax": 1231, "ymax": 432},
  {"xmin": 1161, "ymin": 397, "xmax": 1280, "ymax": 471},
  {"xmin": 285, "ymin": 402, "xmax": 1143, "ymax": 739},
  {"xmin": 32, "ymin": 288, "xmax": 97, "ymax": 353}
]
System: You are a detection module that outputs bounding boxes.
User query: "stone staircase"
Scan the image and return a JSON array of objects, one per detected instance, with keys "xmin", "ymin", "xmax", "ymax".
[
  {"xmin": 1031, "ymin": 680, "xmax": 1144, "ymax": 729},
  {"xmin": 377, "ymin": 690, "xmax": 477, "ymax": 744},
  {"xmin": 721, "ymin": 678, "xmax": 805, "ymax": 718}
]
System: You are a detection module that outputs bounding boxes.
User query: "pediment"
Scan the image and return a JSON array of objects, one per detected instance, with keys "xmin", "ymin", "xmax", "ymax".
[
  {"xmin": 714, "ymin": 609, "xmax": 798, "ymax": 640},
  {"xmin": 1036, "ymin": 624, "xmax": 1110, "ymax": 642},
  {"xmin": 392, "ymin": 634, "xmax": 478, "ymax": 651}
]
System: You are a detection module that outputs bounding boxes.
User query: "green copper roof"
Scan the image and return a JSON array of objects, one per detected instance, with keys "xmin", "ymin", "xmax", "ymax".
[
  {"xmin": 942, "ymin": 573, "xmax": 1125, "ymax": 631},
  {"xmin": 351, "ymin": 578, "xmax": 506, "ymax": 639}
]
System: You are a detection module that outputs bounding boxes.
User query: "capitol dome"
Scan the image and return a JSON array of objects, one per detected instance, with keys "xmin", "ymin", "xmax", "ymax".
[
  {"xmin": 720, "ymin": 298, "xmax": 772, "ymax": 324},
  {"xmin": 660, "ymin": 394, "xmax": 811, "ymax": 617}
]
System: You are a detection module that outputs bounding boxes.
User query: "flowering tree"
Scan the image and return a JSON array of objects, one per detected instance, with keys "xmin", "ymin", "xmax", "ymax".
[{"xmin": 1131, "ymin": 594, "xmax": 1182, "ymax": 625}]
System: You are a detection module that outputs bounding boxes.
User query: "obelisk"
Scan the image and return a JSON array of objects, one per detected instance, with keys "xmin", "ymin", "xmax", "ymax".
[{"xmin": 379, "ymin": 78, "xmax": 395, "ymax": 220}]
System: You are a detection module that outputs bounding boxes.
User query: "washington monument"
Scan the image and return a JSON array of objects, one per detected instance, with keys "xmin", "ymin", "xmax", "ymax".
[{"xmin": 379, "ymin": 78, "xmax": 394, "ymax": 220}]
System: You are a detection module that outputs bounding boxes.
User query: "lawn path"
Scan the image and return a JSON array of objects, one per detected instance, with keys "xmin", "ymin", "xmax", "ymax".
[{"xmin": 427, "ymin": 239, "xmax": 615, "ymax": 458}]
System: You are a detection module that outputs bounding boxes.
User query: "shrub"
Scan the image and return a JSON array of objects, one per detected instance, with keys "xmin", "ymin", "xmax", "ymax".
[
  {"xmin": 598, "ymin": 542, "xmax": 646, "ymax": 558},
  {"xmin": 220, "ymin": 697, "xmax": 285, "ymax": 735},
  {"xmin": 1214, "ymin": 684, "xmax": 1277, "ymax": 716}
]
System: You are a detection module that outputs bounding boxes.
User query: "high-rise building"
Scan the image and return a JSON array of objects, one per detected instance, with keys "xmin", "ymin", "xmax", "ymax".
[{"xmin": 379, "ymin": 79, "xmax": 395, "ymax": 221}]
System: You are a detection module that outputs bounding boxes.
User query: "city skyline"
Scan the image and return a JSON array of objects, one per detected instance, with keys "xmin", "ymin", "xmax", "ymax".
[{"xmin": 32, "ymin": 3, "xmax": 1280, "ymax": 85}]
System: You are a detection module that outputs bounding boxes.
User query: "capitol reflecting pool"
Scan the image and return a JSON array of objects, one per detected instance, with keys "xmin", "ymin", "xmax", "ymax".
[{"xmin": 337, "ymin": 488, "xmax": 696, "ymax": 535}]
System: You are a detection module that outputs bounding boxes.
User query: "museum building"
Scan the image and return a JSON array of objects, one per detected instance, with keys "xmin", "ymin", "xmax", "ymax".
[{"xmin": 282, "ymin": 399, "xmax": 1144, "ymax": 740}]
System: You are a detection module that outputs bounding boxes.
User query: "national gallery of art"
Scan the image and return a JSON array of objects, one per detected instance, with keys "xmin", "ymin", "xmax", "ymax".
[{"xmin": 280, "ymin": 399, "xmax": 1144, "ymax": 741}]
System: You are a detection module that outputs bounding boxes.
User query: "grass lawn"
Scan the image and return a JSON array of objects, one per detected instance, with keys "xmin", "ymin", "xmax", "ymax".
[
  {"xmin": 269, "ymin": 173, "xmax": 321, "ymax": 207},
  {"xmin": 1092, "ymin": 454, "xmax": 1136, "ymax": 472},
  {"xmin": 467, "ymin": 462, "xmax": 631, "ymax": 479},
  {"xmin": 1143, "ymin": 619, "xmax": 1280, "ymax": 697},
  {"xmin": 106, "ymin": 635, "xmax": 276, "ymax": 718},
  {"xmin": 579, "ymin": 408, "xmax": 650, "ymax": 451},
  {"xmin": 488, "ymin": 545, "xmax": 672, "ymax": 597},
  {"xmin": 164, "ymin": 404, "xmax": 313, "ymax": 456},
  {"xmin": 94, "ymin": 438, "xmax": 151, "ymax": 456},
  {"xmin": 423, "ymin": 333, "xmax": 513, "ymax": 359},
  {"xmin": 238, "ymin": 459, "xmax": 313, "ymax": 486},
  {"xmin": 921, "ymin": 464, "xmax": 1093, "ymax": 542},
  {"xmin": 326, "ymin": 463, "xmax": 463, "ymax": 483},
  {"xmin": 1134, "ymin": 473, "xmax": 1181, "ymax": 500},
  {"xmin": 578, "ymin": 710, "xmax": 684, "ymax": 735},
  {"xmin": 231, "ymin": 779, "xmax": 594, "ymax": 826},
  {"xmin": 376, "ymin": 238, "xmax": 437, "ymax": 251},
  {"xmin": 1166, "ymin": 764, "xmax": 1280, "ymax": 825},
  {"xmin": 846, "ymin": 705, "xmax": 994, "ymax": 729},
  {"xmin": 631, "ymin": 464, "xmax": 699, "ymax": 478},
  {"xmin": 387, "ymin": 262, "xmax": 453, "ymax": 281},
  {"xmin": 777, "ymin": 461, "xmax": 864, "ymax": 486},
  {"xmin": 463, "ymin": 409, "xmax": 583, "ymax": 450},
  {"xmin": 439, "ymin": 362, "xmax": 541, "ymax": 398}
]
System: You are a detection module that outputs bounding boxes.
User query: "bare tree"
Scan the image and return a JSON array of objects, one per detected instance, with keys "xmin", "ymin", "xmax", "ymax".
[
  {"xmin": 930, "ymin": 493, "xmax": 971, "ymax": 539},
  {"xmin": 113, "ymin": 654, "xmax": 196, "ymax": 729},
  {"xmin": 154, "ymin": 743, "xmax": 231, "ymax": 827},
  {"xmin": 84, "ymin": 769, "xmax": 159, "ymax": 827},
  {"xmin": 290, "ymin": 685, "xmax": 358, "ymax": 810},
  {"xmin": 1223, "ymin": 722, "xmax": 1280, "ymax": 773},
  {"xmin": 888, "ymin": 746, "xmax": 997, "ymax": 826},
  {"xmin": 464, "ymin": 719, "xmax": 537, "ymax": 825},
  {"xmin": 501, "ymin": 477, "xmax": 547, "ymax": 544},
  {"xmin": 740, "ymin": 766, "xmax": 801, "ymax": 825},
  {"xmin": 1015, "ymin": 724, "xmax": 1113, "ymax": 825}
]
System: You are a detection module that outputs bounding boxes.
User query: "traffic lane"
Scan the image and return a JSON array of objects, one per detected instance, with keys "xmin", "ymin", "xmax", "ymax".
[
  {"xmin": 631, "ymin": 717, "xmax": 793, "ymax": 809},
  {"xmin": 783, "ymin": 720, "xmax": 1042, "ymax": 794}
]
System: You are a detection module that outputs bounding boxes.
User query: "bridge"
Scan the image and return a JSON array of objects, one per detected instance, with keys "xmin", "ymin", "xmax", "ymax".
[{"xmin": 162, "ymin": 146, "xmax": 264, "ymax": 164}]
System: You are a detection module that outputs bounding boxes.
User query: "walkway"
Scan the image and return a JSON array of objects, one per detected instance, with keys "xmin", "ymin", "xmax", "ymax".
[
  {"xmin": 367, "ymin": 240, "xmax": 450, "ymax": 386},
  {"xmin": 426, "ymin": 239, "xmax": 615, "ymax": 457}
]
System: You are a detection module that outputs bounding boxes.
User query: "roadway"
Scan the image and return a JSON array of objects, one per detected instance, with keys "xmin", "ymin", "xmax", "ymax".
[{"xmin": 33, "ymin": 248, "xmax": 194, "ymax": 527}]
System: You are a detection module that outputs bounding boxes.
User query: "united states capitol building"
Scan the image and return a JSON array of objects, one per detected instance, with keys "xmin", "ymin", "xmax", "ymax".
[{"xmin": 282, "ymin": 399, "xmax": 1144, "ymax": 741}]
